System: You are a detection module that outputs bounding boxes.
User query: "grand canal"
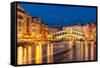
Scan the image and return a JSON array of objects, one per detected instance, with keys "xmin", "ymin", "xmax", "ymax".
[{"xmin": 17, "ymin": 40, "xmax": 96, "ymax": 65}]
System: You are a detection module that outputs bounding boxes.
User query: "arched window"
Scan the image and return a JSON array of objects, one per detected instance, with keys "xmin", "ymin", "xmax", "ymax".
[
  {"xmin": 75, "ymin": 32, "xmax": 77, "ymax": 35},
  {"xmin": 59, "ymin": 33, "xmax": 61, "ymax": 36},
  {"xmin": 63, "ymin": 31, "xmax": 66, "ymax": 34},
  {"xmin": 53, "ymin": 34, "xmax": 55, "ymax": 37}
]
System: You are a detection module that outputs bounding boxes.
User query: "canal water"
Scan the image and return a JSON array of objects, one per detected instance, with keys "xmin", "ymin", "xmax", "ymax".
[{"xmin": 17, "ymin": 40, "xmax": 96, "ymax": 65}]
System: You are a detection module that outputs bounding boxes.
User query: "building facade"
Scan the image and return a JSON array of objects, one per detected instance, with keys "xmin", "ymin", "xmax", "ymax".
[{"xmin": 17, "ymin": 6, "xmax": 49, "ymax": 41}]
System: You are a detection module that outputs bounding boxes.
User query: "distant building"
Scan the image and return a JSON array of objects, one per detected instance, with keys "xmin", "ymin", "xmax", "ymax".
[
  {"xmin": 83, "ymin": 23, "xmax": 96, "ymax": 40},
  {"xmin": 62, "ymin": 23, "xmax": 83, "ymax": 32}
]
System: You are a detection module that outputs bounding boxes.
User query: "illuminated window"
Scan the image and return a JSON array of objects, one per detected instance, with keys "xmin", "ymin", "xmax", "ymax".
[
  {"xmin": 17, "ymin": 14, "xmax": 23, "ymax": 19},
  {"xmin": 18, "ymin": 21, "xmax": 23, "ymax": 27}
]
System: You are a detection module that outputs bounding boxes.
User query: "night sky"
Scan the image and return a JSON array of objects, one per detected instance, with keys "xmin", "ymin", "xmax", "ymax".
[{"xmin": 18, "ymin": 3, "xmax": 97, "ymax": 27}]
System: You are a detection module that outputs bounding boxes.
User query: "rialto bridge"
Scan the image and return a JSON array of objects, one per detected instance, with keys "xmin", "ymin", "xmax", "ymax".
[
  {"xmin": 48, "ymin": 27, "xmax": 85, "ymax": 41},
  {"xmin": 17, "ymin": 27, "xmax": 96, "ymax": 65}
]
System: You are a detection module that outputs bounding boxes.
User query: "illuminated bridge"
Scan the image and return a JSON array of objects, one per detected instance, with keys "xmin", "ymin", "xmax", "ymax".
[{"xmin": 48, "ymin": 27, "xmax": 85, "ymax": 41}]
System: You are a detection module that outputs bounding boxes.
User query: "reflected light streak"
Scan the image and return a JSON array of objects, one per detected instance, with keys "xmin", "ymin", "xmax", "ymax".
[
  {"xmin": 35, "ymin": 42, "xmax": 42, "ymax": 64},
  {"xmin": 17, "ymin": 46, "xmax": 23, "ymax": 65}
]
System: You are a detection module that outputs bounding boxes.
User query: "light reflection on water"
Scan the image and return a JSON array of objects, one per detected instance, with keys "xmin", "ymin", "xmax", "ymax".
[{"xmin": 17, "ymin": 40, "xmax": 96, "ymax": 65}]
